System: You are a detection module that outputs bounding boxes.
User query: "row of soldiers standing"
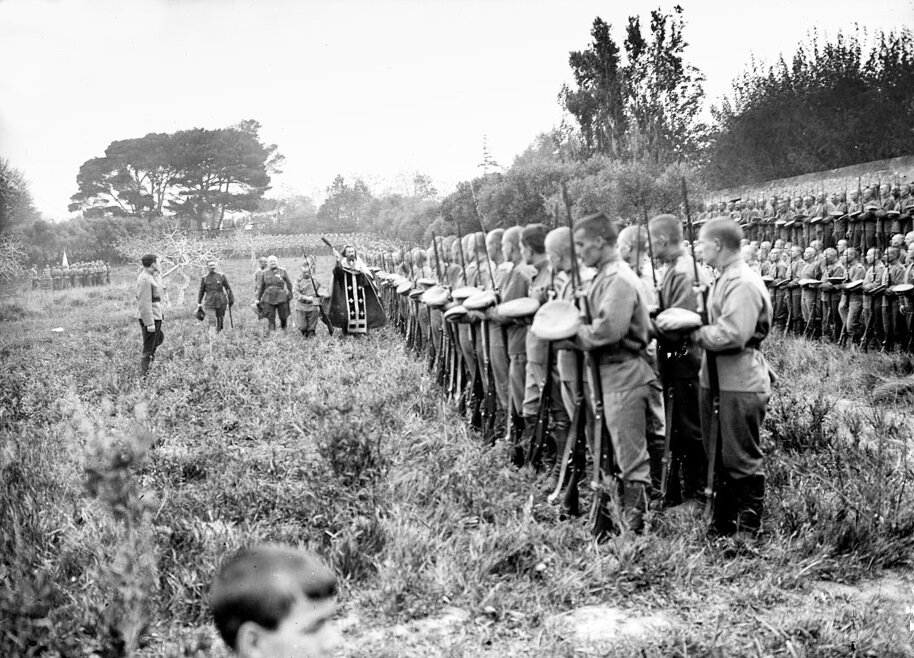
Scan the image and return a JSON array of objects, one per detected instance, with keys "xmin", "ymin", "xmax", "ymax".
[
  {"xmin": 701, "ymin": 181, "xmax": 914, "ymax": 253},
  {"xmin": 30, "ymin": 261, "xmax": 111, "ymax": 290},
  {"xmin": 367, "ymin": 213, "xmax": 773, "ymax": 542},
  {"xmin": 751, "ymin": 231, "xmax": 914, "ymax": 351}
]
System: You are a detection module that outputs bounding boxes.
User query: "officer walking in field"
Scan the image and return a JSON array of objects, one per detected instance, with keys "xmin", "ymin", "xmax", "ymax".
[
  {"xmin": 136, "ymin": 253, "xmax": 165, "ymax": 377},
  {"xmin": 197, "ymin": 260, "xmax": 234, "ymax": 333},
  {"xmin": 256, "ymin": 255, "xmax": 293, "ymax": 332}
]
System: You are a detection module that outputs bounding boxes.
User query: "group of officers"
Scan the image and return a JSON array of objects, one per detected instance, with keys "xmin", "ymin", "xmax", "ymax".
[
  {"xmin": 30, "ymin": 261, "xmax": 111, "ymax": 290},
  {"xmin": 360, "ymin": 211, "xmax": 774, "ymax": 542}
]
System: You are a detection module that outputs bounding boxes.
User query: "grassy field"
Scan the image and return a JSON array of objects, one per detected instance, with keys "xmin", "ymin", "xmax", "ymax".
[{"xmin": 2, "ymin": 257, "xmax": 914, "ymax": 657}]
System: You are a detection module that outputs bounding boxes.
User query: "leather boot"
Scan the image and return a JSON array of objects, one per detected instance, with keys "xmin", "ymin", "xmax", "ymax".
[
  {"xmin": 734, "ymin": 473, "xmax": 765, "ymax": 539},
  {"xmin": 139, "ymin": 353, "xmax": 151, "ymax": 377},
  {"xmin": 542, "ymin": 424, "xmax": 568, "ymax": 491},
  {"xmin": 511, "ymin": 416, "xmax": 527, "ymax": 467},
  {"xmin": 681, "ymin": 438, "xmax": 708, "ymax": 504},
  {"xmin": 515, "ymin": 416, "xmax": 536, "ymax": 468},
  {"xmin": 622, "ymin": 480, "xmax": 648, "ymax": 534},
  {"xmin": 710, "ymin": 471, "xmax": 737, "ymax": 536},
  {"xmin": 646, "ymin": 440, "xmax": 666, "ymax": 505}
]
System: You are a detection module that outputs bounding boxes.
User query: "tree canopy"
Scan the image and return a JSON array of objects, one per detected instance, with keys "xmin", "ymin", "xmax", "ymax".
[
  {"xmin": 704, "ymin": 28, "xmax": 914, "ymax": 187},
  {"xmin": 69, "ymin": 120, "xmax": 282, "ymax": 229}
]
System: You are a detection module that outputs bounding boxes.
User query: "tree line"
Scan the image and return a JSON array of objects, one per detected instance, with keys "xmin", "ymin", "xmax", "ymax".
[{"xmin": 2, "ymin": 8, "xmax": 913, "ymax": 264}]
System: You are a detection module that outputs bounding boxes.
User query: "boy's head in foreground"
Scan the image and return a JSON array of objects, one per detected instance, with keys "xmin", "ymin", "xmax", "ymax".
[{"xmin": 211, "ymin": 544, "xmax": 339, "ymax": 658}]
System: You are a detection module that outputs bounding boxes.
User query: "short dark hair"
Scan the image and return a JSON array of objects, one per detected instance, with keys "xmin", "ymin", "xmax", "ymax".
[
  {"xmin": 211, "ymin": 545, "xmax": 337, "ymax": 650},
  {"xmin": 700, "ymin": 217, "xmax": 743, "ymax": 251},
  {"xmin": 648, "ymin": 214, "xmax": 683, "ymax": 244},
  {"xmin": 574, "ymin": 212, "xmax": 619, "ymax": 246},
  {"xmin": 521, "ymin": 224, "xmax": 548, "ymax": 254},
  {"xmin": 140, "ymin": 254, "xmax": 157, "ymax": 267}
]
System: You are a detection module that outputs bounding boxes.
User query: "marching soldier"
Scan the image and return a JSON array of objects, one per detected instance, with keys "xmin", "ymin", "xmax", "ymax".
[
  {"xmin": 293, "ymin": 259, "xmax": 324, "ymax": 338},
  {"xmin": 256, "ymin": 255, "xmax": 293, "ymax": 331},
  {"xmin": 136, "ymin": 254, "xmax": 165, "ymax": 377},
  {"xmin": 197, "ymin": 260, "xmax": 235, "ymax": 333}
]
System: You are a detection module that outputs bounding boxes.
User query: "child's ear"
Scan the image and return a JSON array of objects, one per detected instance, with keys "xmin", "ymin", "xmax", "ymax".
[{"xmin": 235, "ymin": 621, "xmax": 266, "ymax": 658}]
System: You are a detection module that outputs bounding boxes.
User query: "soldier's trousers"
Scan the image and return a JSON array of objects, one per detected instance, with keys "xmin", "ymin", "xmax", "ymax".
[
  {"xmin": 430, "ymin": 309, "xmax": 444, "ymax": 354},
  {"xmin": 882, "ymin": 299, "xmax": 907, "ymax": 348},
  {"xmin": 583, "ymin": 377, "xmax": 652, "ymax": 487},
  {"xmin": 839, "ymin": 294, "xmax": 863, "ymax": 339},
  {"xmin": 699, "ymin": 388, "xmax": 768, "ymax": 480},
  {"xmin": 800, "ymin": 289, "xmax": 819, "ymax": 332},
  {"xmin": 262, "ymin": 301, "xmax": 289, "ymax": 330},
  {"xmin": 508, "ymin": 352, "xmax": 526, "ymax": 418},
  {"xmin": 139, "ymin": 319, "xmax": 164, "ymax": 375},
  {"xmin": 663, "ymin": 375, "xmax": 706, "ymax": 500},
  {"xmin": 819, "ymin": 295, "xmax": 840, "ymax": 337},
  {"xmin": 294, "ymin": 307, "xmax": 320, "ymax": 334},
  {"xmin": 205, "ymin": 305, "xmax": 226, "ymax": 331},
  {"xmin": 789, "ymin": 289, "xmax": 803, "ymax": 331},
  {"xmin": 861, "ymin": 297, "xmax": 884, "ymax": 344},
  {"xmin": 772, "ymin": 290, "xmax": 789, "ymax": 328},
  {"xmin": 489, "ymin": 331, "xmax": 510, "ymax": 412}
]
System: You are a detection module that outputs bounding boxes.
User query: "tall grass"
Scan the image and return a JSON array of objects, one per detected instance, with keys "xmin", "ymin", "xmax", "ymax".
[{"xmin": 1, "ymin": 259, "xmax": 912, "ymax": 657}]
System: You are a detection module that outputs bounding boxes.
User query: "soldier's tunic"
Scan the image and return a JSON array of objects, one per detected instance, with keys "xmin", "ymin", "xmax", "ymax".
[
  {"xmin": 197, "ymin": 271, "xmax": 234, "ymax": 331},
  {"xmin": 257, "ymin": 267, "xmax": 293, "ymax": 330},
  {"xmin": 576, "ymin": 257, "xmax": 655, "ymax": 487}
]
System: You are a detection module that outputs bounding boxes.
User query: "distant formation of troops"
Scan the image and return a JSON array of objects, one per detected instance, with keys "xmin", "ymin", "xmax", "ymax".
[
  {"xmin": 359, "ymin": 209, "xmax": 775, "ymax": 543},
  {"xmin": 31, "ymin": 261, "xmax": 111, "ymax": 290},
  {"xmin": 692, "ymin": 182, "xmax": 914, "ymax": 353}
]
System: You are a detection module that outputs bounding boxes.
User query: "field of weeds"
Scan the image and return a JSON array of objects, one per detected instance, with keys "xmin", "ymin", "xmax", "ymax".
[{"xmin": 2, "ymin": 257, "xmax": 914, "ymax": 657}]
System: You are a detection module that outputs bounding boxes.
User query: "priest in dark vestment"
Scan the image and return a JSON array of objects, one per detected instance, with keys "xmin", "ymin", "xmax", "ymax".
[{"xmin": 328, "ymin": 245, "xmax": 386, "ymax": 335}]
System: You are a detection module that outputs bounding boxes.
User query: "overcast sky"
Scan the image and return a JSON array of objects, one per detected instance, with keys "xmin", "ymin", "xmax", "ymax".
[{"xmin": 1, "ymin": 0, "xmax": 911, "ymax": 219}]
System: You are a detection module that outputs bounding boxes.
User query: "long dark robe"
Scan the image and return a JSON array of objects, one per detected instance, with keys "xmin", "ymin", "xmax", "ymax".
[{"xmin": 328, "ymin": 261, "xmax": 386, "ymax": 333}]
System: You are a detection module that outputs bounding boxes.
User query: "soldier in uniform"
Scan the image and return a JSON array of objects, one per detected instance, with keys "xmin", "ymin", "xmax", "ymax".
[
  {"xmin": 818, "ymin": 248, "xmax": 845, "ymax": 340},
  {"xmin": 489, "ymin": 226, "xmax": 535, "ymax": 461},
  {"xmin": 197, "ymin": 260, "xmax": 235, "ymax": 333},
  {"xmin": 860, "ymin": 247, "xmax": 886, "ymax": 349},
  {"xmin": 136, "ymin": 254, "xmax": 164, "ymax": 376},
  {"xmin": 29, "ymin": 265, "xmax": 39, "ymax": 289},
  {"xmin": 786, "ymin": 246, "xmax": 804, "ymax": 334},
  {"xmin": 669, "ymin": 217, "xmax": 772, "ymax": 540},
  {"xmin": 256, "ymin": 255, "xmax": 293, "ymax": 331},
  {"xmin": 798, "ymin": 247, "xmax": 823, "ymax": 337},
  {"xmin": 838, "ymin": 247, "xmax": 866, "ymax": 345},
  {"xmin": 293, "ymin": 259, "xmax": 324, "ymax": 338},
  {"xmin": 881, "ymin": 246, "xmax": 907, "ymax": 350},
  {"xmin": 649, "ymin": 214, "xmax": 709, "ymax": 509},
  {"xmin": 485, "ymin": 229, "xmax": 511, "ymax": 439},
  {"xmin": 574, "ymin": 213, "xmax": 657, "ymax": 533}
]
